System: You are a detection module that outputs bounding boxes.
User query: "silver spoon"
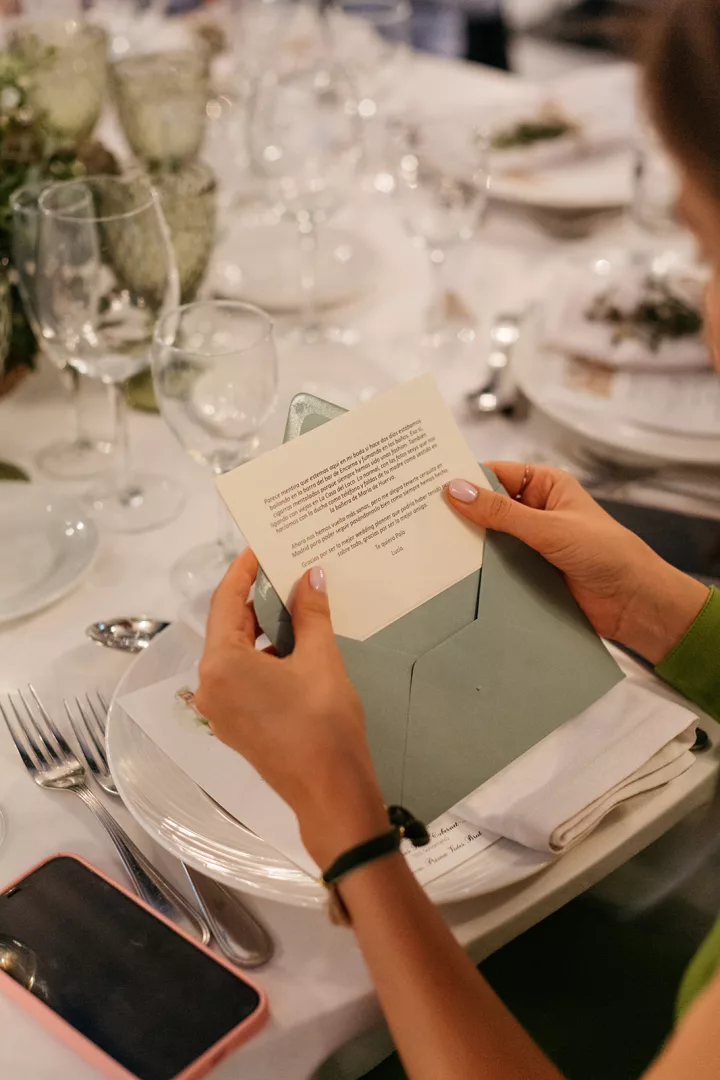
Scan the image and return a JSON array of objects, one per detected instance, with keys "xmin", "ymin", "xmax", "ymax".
[
  {"xmin": 465, "ymin": 314, "xmax": 521, "ymax": 415},
  {"xmin": 86, "ymin": 617, "xmax": 170, "ymax": 653}
]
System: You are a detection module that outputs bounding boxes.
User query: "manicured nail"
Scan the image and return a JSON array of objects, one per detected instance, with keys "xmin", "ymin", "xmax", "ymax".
[
  {"xmin": 448, "ymin": 479, "xmax": 478, "ymax": 503},
  {"xmin": 309, "ymin": 566, "xmax": 327, "ymax": 593}
]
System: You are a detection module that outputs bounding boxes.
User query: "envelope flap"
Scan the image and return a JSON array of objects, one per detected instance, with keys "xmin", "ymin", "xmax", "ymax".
[{"xmin": 401, "ymin": 529, "xmax": 624, "ymax": 821}]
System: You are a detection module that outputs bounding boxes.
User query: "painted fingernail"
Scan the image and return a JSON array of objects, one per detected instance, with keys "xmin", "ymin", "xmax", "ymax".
[
  {"xmin": 448, "ymin": 479, "xmax": 478, "ymax": 503},
  {"xmin": 309, "ymin": 566, "xmax": 327, "ymax": 593}
]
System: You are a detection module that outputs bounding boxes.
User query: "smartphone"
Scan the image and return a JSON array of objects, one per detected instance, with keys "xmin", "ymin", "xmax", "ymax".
[{"xmin": 0, "ymin": 854, "xmax": 268, "ymax": 1080}]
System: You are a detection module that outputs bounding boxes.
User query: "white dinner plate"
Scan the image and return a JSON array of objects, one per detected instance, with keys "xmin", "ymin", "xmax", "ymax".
[
  {"xmin": 210, "ymin": 223, "xmax": 380, "ymax": 312},
  {"xmin": 514, "ymin": 308, "xmax": 720, "ymax": 466},
  {"xmin": 0, "ymin": 485, "xmax": 98, "ymax": 624},
  {"xmin": 108, "ymin": 623, "xmax": 553, "ymax": 908}
]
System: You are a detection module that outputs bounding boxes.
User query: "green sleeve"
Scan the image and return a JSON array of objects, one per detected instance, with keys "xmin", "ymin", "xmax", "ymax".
[{"xmin": 655, "ymin": 586, "xmax": 720, "ymax": 723}]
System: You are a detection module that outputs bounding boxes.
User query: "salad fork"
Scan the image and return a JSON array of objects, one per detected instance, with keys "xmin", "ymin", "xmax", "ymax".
[
  {"xmin": 65, "ymin": 691, "xmax": 275, "ymax": 969},
  {"xmin": 0, "ymin": 686, "xmax": 210, "ymax": 944}
]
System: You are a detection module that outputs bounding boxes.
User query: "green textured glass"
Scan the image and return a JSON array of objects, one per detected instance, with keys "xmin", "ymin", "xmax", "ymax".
[{"xmin": 9, "ymin": 20, "xmax": 108, "ymax": 147}]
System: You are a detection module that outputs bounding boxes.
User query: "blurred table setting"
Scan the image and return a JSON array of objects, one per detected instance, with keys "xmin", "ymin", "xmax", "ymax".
[{"xmin": 1, "ymin": 2, "xmax": 720, "ymax": 1078}]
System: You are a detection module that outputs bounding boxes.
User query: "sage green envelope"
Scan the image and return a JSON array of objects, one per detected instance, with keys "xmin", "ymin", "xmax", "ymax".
[{"xmin": 255, "ymin": 394, "xmax": 624, "ymax": 823}]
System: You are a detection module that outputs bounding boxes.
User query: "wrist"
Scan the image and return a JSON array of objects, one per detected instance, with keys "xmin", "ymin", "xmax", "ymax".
[
  {"xmin": 296, "ymin": 762, "xmax": 389, "ymax": 869},
  {"xmin": 618, "ymin": 557, "xmax": 709, "ymax": 665}
]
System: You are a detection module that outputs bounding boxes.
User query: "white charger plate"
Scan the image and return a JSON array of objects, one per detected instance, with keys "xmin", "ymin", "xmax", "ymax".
[
  {"xmin": 211, "ymin": 223, "xmax": 379, "ymax": 312},
  {"xmin": 515, "ymin": 308, "xmax": 720, "ymax": 466},
  {"xmin": 0, "ymin": 485, "xmax": 98, "ymax": 624},
  {"xmin": 107, "ymin": 623, "xmax": 553, "ymax": 908}
]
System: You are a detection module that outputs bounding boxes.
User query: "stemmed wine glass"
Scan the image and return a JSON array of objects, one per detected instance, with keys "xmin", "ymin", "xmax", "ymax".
[
  {"xmin": 10, "ymin": 183, "xmax": 112, "ymax": 479},
  {"xmin": 152, "ymin": 300, "xmax": 278, "ymax": 596},
  {"xmin": 328, "ymin": 0, "xmax": 411, "ymax": 193},
  {"xmin": 247, "ymin": 61, "xmax": 363, "ymax": 345},
  {"xmin": 36, "ymin": 174, "xmax": 184, "ymax": 532},
  {"xmin": 394, "ymin": 117, "xmax": 490, "ymax": 356}
]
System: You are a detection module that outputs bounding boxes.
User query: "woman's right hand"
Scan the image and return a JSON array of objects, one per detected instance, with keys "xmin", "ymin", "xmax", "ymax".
[{"xmin": 445, "ymin": 462, "xmax": 708, "ymax": 665}]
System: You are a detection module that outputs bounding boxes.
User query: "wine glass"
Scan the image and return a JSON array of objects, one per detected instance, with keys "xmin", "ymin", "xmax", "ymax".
[
  {"xmin": 152, "ymin": 300, "xmax": 278, "ymax": 596},
  {"xmin": 328, "ymin": 0, "xmax": 411, "ymax": 193},
  {"xmin": 10, "ymin": 183, "xmax": 112, "ymax": 479},
  {"xmin": 8, "ymin": 20, "xmax": 108, "ymax": 149},
  {"xmin": 247, "ymin": 61, "xmax": 363, "ymax": 345},
  {"xmin": 394, "ymin": 117, "xmax": 490, "ymax": 355},
  {"xmin": 111, "ymin": 49, "xmax": 209, "ymax": 167},
  {"xmin": 36, "ymin": 174, "xmax": 184, "ymax": 532}
]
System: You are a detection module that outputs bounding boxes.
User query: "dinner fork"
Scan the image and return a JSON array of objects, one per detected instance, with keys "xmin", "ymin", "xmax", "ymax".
[
  {"xmin": 0, "ymin": 686, "xmax": 210, "ymax": 944},
  {"xmin": 65, "ymin": 691, "xmax": 275, "ymax": 969}
]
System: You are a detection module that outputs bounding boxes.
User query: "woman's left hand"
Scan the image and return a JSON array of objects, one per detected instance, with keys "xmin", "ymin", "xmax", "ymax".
[{"xmin": 194, "ymin": 550, "xmax": 387, "ymax": 867}]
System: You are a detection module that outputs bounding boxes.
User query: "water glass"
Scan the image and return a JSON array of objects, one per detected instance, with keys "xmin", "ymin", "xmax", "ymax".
[
  {"xmin": 247, "ymin": 62, "xmax": 362, "ymax": 342},
  {"xmin": 10, "ymin": 182, "xmax": 111, "ymax": 480},
  {"xmin": 152, "ymin": 300, "xmax": 278, "ymax": 596},
  {"xmin": 144, "ymin": 162, "xmax": 218, "ymax": 302},
  {"xmin": 37, "ymin": 174, "xmax": 184, "ymax": 532},
  {"xmin": 8, "ymin": 20, "xmax": 108, "ymax": 148},
  {"xmin": 395, "ymin": 118, "xmax": 490, "ymax": 349},
  {"xmin": 111, "ymin": 49, "xmax": 209, "ymax": 166}
]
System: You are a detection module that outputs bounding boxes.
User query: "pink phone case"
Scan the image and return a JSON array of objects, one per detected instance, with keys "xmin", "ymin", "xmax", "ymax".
[{"xmin": 0, "ymin": 853, "xmax": 269, "ymax": 1080}]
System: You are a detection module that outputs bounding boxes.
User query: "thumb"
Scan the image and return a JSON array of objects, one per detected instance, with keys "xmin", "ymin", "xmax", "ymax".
[
  {"xmin": 445, "ymin": 478, "xmax": 557, "ymax": 553},
  {"xmin": 290, "ymin": 566, "xmax": 337, "ymax": 659}
]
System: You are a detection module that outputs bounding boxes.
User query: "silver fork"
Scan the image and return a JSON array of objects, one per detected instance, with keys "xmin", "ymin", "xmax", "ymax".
[
  {"xmin": 66, "ymin": 691, "xmax": 275, "ymax": 969},
  {"xmin": 0, "ymin": 686, "xmax": 210, "ymax": 944}
]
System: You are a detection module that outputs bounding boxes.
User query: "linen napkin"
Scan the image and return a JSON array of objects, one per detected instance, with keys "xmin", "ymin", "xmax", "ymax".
[
  {"xmin": 543, "ymin": 265, "xmax": 709, "ymax": 371},
  {"xmin": 454, "ymin": 676, "xmax": 697, "ymax": 855}
]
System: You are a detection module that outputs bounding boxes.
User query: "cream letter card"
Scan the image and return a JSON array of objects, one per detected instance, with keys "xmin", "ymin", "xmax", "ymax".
[{"xmin": 217, "ymin": 376, "xmax": 490, "ymax": 640}]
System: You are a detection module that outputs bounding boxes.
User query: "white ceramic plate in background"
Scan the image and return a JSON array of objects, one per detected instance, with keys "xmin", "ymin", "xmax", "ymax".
[
  {"xmin": 211, "ymin": 223, "xmax": 380, "ymax": 312},
  {"xmin": 107, "ymin": 623, "xmax": 553, "ymax": 908},
  {"xmin": 514, "ymin": 309, "xmax": 720, "ymax": 466},
  {"xmin": 0, "ymin": 485, "xmax": 99, "ymax": 624}
]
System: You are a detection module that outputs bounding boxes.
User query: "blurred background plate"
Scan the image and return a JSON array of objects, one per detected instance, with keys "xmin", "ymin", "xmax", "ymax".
[
  {"xmin": 108, "ymin": 622, "xmax": 553, "ymax": 907},
  {"xmin": 0, "ymin": 486, "xmax": 98, "ymax": 623},
  {"xmin": 514, "ymin": 309, "xmax": 720, "ymax": 466},
  {"xmin": 211, "ymin": 223, "xmax": 380, "ymax": 312}
]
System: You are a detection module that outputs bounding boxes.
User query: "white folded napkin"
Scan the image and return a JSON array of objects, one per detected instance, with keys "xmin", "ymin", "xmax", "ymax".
[
  {"xmin": 543, "ymin": 265, "xmax": 709, "ymax": 371},
  {"xmin": 455, "ymin": 676, "xmax": 697, "ymax": 855}
]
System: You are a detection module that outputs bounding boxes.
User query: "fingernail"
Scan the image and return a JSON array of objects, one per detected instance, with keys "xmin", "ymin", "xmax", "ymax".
[
  {"xmin": 448, "ymin": 479, "xmax": 478, "ymax": 503},
  {"xmin": 309, "ymin": 566, "xmax": 327, "ymax": 593}
]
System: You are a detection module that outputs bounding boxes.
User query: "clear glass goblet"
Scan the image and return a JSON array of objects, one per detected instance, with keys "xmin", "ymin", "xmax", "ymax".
[
  {"xmin": 329, "ymin": 0, "xmax": 411, "ymax": 193},
  {"xmin": 8, "ymin": 20, "xmax": 108, "ymax": 149},
  {"xmin": 247, "ymin": 61, "xmax": 363, "ymax": 346},
  {"xmin": 36, "ymin": 174, "xmax": 184, "ymax": 532},
  {"xmin": 111, "ymin": 49, "xmax": 209, "ymax": 168},
  {"xmin": 152, "ymin": 299, "xmax": 278, "ymax": 597},
  {"xmin": 10, "ymin": 182, "xmax": 112, "ymax": 480},
  {"xmin": 395, "ymin": 117, "xmax": 490, "ymax": 355}
]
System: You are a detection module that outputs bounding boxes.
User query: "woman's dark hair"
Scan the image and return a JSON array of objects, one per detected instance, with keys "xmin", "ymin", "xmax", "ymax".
[{"xmin": 645, "ymin": 0, "xmax": 720, "ymax": 200}]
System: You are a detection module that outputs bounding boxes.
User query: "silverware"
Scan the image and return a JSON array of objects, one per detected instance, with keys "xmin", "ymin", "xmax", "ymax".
[
  {"xmin": 0, "ymin": 686, "xmax": 210, "ymax": 944},
  {"xmin": 86, "ymin": 617, "xmax": 170, "ymax": 653},
  {"xmin": 68, "ymin": 691, "xmax": 275, "ymax": 969},
  {"xmin": 465, "ymin": 313, "xmax": 521, "ymax": 415}
]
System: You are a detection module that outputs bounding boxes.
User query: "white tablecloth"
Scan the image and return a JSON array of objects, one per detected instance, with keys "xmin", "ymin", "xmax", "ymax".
[{"xmin": 1, "ymin": 51, "xmax": 718, "ymax": 1080}]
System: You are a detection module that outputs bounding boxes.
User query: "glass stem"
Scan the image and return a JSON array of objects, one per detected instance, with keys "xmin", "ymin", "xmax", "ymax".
[
  {"xmin": 213, "ymin": 466, "xmax": 242, "ymax": 559},
  {"xmin": 112, "ymin": 382, "xmax": 137, "ymax": 504},
  {"xmin": 297, "ymin": 209, "xmax": 320, "ymax": 335},
  {"xmin": 69, "ymin": 367, "xmax": 90, "ymax": 449},
  {"xmin": 425, "ymin": 247, "xmax": 447, "ymax": 334}
]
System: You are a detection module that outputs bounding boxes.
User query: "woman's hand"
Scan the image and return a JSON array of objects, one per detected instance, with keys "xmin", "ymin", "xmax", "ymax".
[
  {"xmin": 446, "ymin": 463, "xmax": 708, "ymax": 665},
  {"xmin": 194, "ymin": 550, "xmax": 387, "ymax": 868}
]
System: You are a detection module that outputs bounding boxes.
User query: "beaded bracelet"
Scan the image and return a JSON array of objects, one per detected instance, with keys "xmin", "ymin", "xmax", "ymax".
[{"xmin": 322, "ymin": 806, "xmax": 429, "ymax": 926}]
